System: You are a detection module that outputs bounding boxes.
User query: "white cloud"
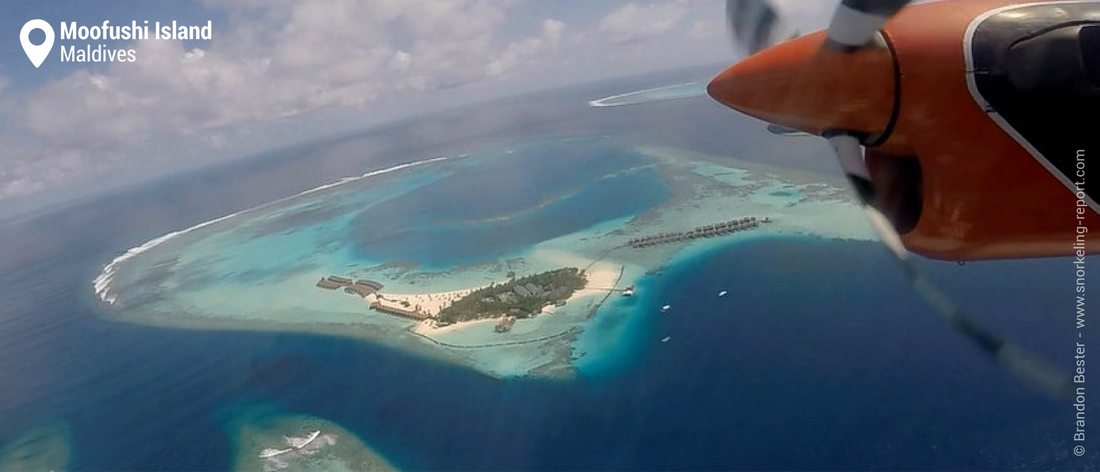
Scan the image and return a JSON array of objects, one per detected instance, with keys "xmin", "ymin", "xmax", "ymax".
[
  {"xmin": 486, "ymin": 19, "xmax": 566, "ymax": 78},
  {"xmin": 0, "ymin": 0, "xmax": 565, "ymax": 201},
  {"xmin": 0, "ymin": 0, "xmax": 779, "ymax": 205},
  {"xmin": 771, "ymin": 0, "xmax": 843, "ymax": 35},
  {"xmin": 598, "ymin": 0, "xmax": 691, "ymax": 44},
  {"xmin": 688, "ymin": 19, "xmax": 721, "ymax": 41},
  {"xmin": 542, "ymin": 18, "xmax": 565, "ymax": 45}
]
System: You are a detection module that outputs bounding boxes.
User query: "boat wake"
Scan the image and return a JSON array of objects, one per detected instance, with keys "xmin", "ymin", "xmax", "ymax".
[
  {"xmin": 92, "ymin": 156, "xmax": 450, "ymax": 305},
  {"xmin": 588, "ymin": 82, "xmax": 707, "ymax": 107}
]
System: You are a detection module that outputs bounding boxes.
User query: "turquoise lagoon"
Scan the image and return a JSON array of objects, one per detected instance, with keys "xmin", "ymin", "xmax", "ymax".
[{"xmin": 93, "ymin": 137, "xmax": 873, "ymax": 378}]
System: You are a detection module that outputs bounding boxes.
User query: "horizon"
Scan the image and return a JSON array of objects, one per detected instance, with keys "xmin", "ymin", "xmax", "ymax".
[
  {"xmin": 0, "ymin": 0, "xmax": 837, "ymax": 218},
  {"xmin": 0, "ymin": 62, "xmax": 730, "ymax": 222}
]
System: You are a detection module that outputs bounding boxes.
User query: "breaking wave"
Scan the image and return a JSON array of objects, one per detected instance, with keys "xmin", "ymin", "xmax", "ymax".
[
  {"xmin": 588, "ymin": 82, "xmax": 707, "ymax": 107},
  {"xmin": 92, "ymin": 156, "xmax": 449, "ymax": 305}
]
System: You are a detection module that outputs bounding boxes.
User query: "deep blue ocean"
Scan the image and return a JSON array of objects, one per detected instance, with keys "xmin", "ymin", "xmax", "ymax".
[{"xmin": 0, "ymin": 67, "xmax": 1093, "ymax": 470}]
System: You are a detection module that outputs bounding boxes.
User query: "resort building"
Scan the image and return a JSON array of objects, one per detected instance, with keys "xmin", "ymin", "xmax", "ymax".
[
  {"xmin": 315, "ymin": 275, "xmax": 385, "ymax": 296},
  {"xmin": 344, "ymin": 285, "xmax": 377, "ymax": 298},
  {"xmin": 369, "ymin": 301, "xmax": 430, "ymax": 321},
  {"xmin": 316, "ymin": 277, "xmax": 345, "ymax": 290},
  {"xmin": 355, "ymin": 279, "xmax": 384, "ymax": 290},
  {"xmin": 628, "ymin": 216, "xmax": 771, "ymax": 248}
]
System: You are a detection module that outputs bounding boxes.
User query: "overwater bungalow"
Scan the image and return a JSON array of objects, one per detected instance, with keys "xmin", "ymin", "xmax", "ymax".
[
  {"xmin": 354, "ymin": 279, "xmax": 384, "ymax": 290},
  {"xmin": 344, "ymin": 285, "xmax": 376, "ymax": 298},
  {"xmin": 628, "ymin": 216, "xmax": 770, "ymax": 249},
  {"xmin": 316, "ymin": 277, "xmax": 343, "ymax": 290},
  {"xmin": 328, "ymin": 275, "xmax": 353, "ymax": 285}
]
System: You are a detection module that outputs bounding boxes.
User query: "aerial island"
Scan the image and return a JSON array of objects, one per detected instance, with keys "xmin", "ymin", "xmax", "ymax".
[
  {"xmin": 229, "ymin": 408, "xmax": 396, "ymax": 471},
  {"xmin": 92, "ymin": 141, "xmax": 876, "ymax": 378},
  {"xmin": 317, "ymin": 268, "xmax": 589, "ymax": 333},
  {"xmin": 438, "ymin": 268, "xmax": 587, "ymax": 326}
]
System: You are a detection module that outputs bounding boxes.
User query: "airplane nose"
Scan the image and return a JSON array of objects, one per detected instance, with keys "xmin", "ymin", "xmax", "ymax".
[{"xmin": 707, "ymin": 31, "xmax": 897, "ymax": 139}]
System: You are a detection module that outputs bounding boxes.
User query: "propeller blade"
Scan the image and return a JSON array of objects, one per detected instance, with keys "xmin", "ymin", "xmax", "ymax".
[
  {"xmin": 717, "ymin": 0, "xmax": 1069, "ymax": 398},
  {"xmin": 828, "ymin": 133, "xmax": 1074, "ymax": 399},
  {"xmin": 725, "ymin": 0, "xmax": 797, "ymax": 54},
  {"xmin": 826, "ymin": 0, "xmax": 913, "ymax": 49}
]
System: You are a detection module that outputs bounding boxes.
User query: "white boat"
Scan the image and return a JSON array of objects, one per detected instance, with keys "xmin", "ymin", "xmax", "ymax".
[
  {"xmin": 718, "ymin": 290, "xmax": 728, "ymax": 297},
  {"xmin": 661, "ymin": 336, "xmax": 672, "ymax": 343},
  {"xmin": 660, "ymin": 304, "xmax": 671, "ymax": 313},
  {"xmin": 622, "ymin": 286, "xmax": 635, "ymax": 297}
]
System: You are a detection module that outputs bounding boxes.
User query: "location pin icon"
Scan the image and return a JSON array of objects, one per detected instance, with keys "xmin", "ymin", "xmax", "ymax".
[{"xmin": 20, "ymin": 19, "xmax": 55, "ymax": 68}]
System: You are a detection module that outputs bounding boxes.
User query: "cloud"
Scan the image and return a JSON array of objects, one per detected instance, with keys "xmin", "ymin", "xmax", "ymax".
[
  {"xmin": 688, "ymin": 19, "xmax": 721, "ymax": 41},
  {"xmin": 486, "ymin": 19, "xmax": 566, "ymax": 78},
  {"xmin": 770, "ymin": 0, "xmax": 843, "ymax": 34},
  {"xmin": 0, "ymin": 0, "xmax": 776, "ymax": 205},
  {"xmin": 598, "ymin": 0, "xmax": 691, "ymax": 44},
  {"xmin": 0, "ymin": 0, "xmax": 572, "ymax": 201}
]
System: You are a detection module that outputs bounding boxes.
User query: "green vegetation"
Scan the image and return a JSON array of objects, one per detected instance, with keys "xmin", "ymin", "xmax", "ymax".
[{"xmin": 438, "ymin": 268, "xmax": 587, "ymax": 323}]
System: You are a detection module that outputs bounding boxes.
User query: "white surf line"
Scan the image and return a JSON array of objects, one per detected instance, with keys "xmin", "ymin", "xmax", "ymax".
[
  {"xmin": 93, "ymin": 156, "xmax": 450, "ymax": 304},
  {"xmin": 588, "ymin": 82, "xmax": 705, "ymax": 107}
]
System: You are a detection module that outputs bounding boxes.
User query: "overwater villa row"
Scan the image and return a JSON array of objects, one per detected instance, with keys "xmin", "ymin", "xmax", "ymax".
[
  {"xmin": 628, "ymin": 216, "xmax": 771, "ymax": 248},
  {"xmin": 316, "ymin": 274, "xmax": 432, "ymax": 321},
  {"xmin": 315, "ymin": 275, "xmax": 385, "ymax": 297}
]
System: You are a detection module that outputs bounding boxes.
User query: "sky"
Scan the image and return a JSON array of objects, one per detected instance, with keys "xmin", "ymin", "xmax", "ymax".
[{"xmin": 0, "ymin": 0, "xmax": 836, "ymax": 216}]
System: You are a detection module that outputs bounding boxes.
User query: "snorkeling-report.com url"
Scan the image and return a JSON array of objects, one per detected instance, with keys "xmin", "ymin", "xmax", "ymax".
[{"xmin": 1073, "ymin": 148, "xmax": 1087, "ymax": 458}]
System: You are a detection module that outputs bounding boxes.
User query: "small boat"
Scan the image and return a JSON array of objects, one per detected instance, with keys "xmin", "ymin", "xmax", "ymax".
[
  {"xmin": 622, "ymin": 285, "xmax": 635, "ymax": 297},
  {"xmin": 661, "ymin": 336, "xmax": 672, "ymax": 343},
  {"xmin": 718, "ymin": 290, "xmax": 728, "ymax": 297},
  {"xmin": 660, "ymin": 304, "xmax": 671, "ymax": 313}
]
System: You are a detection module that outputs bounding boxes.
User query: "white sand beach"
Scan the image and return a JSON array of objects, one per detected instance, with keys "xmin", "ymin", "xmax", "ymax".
[{"xmin": 369, "ymin": 288, "xmax": 477, "ymax": 317}]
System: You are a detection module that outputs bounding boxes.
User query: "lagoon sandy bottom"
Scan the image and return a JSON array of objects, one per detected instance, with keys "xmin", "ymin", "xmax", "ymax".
[
  {"xmin": 0, "ymin": 421, "xmax": 72, "ymax": 471},
  {"xmin": 93, "ymin": 140, "xmax": 875, "ymax": 378}
]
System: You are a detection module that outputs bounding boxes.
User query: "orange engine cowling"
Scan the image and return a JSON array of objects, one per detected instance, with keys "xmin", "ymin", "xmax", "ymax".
[{"xmin": 709, "ymin": 0, "xmax": 1100, "ymax": 261}]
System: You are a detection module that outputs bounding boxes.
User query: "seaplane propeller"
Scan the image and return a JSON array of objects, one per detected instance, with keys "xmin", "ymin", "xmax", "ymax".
[{"xmin": 711, "ymin": 0, "xmax": 1074, "ymax": 399}]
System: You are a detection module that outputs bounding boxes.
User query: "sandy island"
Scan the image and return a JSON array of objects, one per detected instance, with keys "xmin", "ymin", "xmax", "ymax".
[
  {"xmin": 407, "ymin": 263, "xmax": 623, "ymax": 338},
  {"xmin": 91, "ymin": 141, "xmax": 875, "ymax": 378},
  {"xmin": 228, "ymin": 407, "xmax": 397, "ymax": 472}
]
